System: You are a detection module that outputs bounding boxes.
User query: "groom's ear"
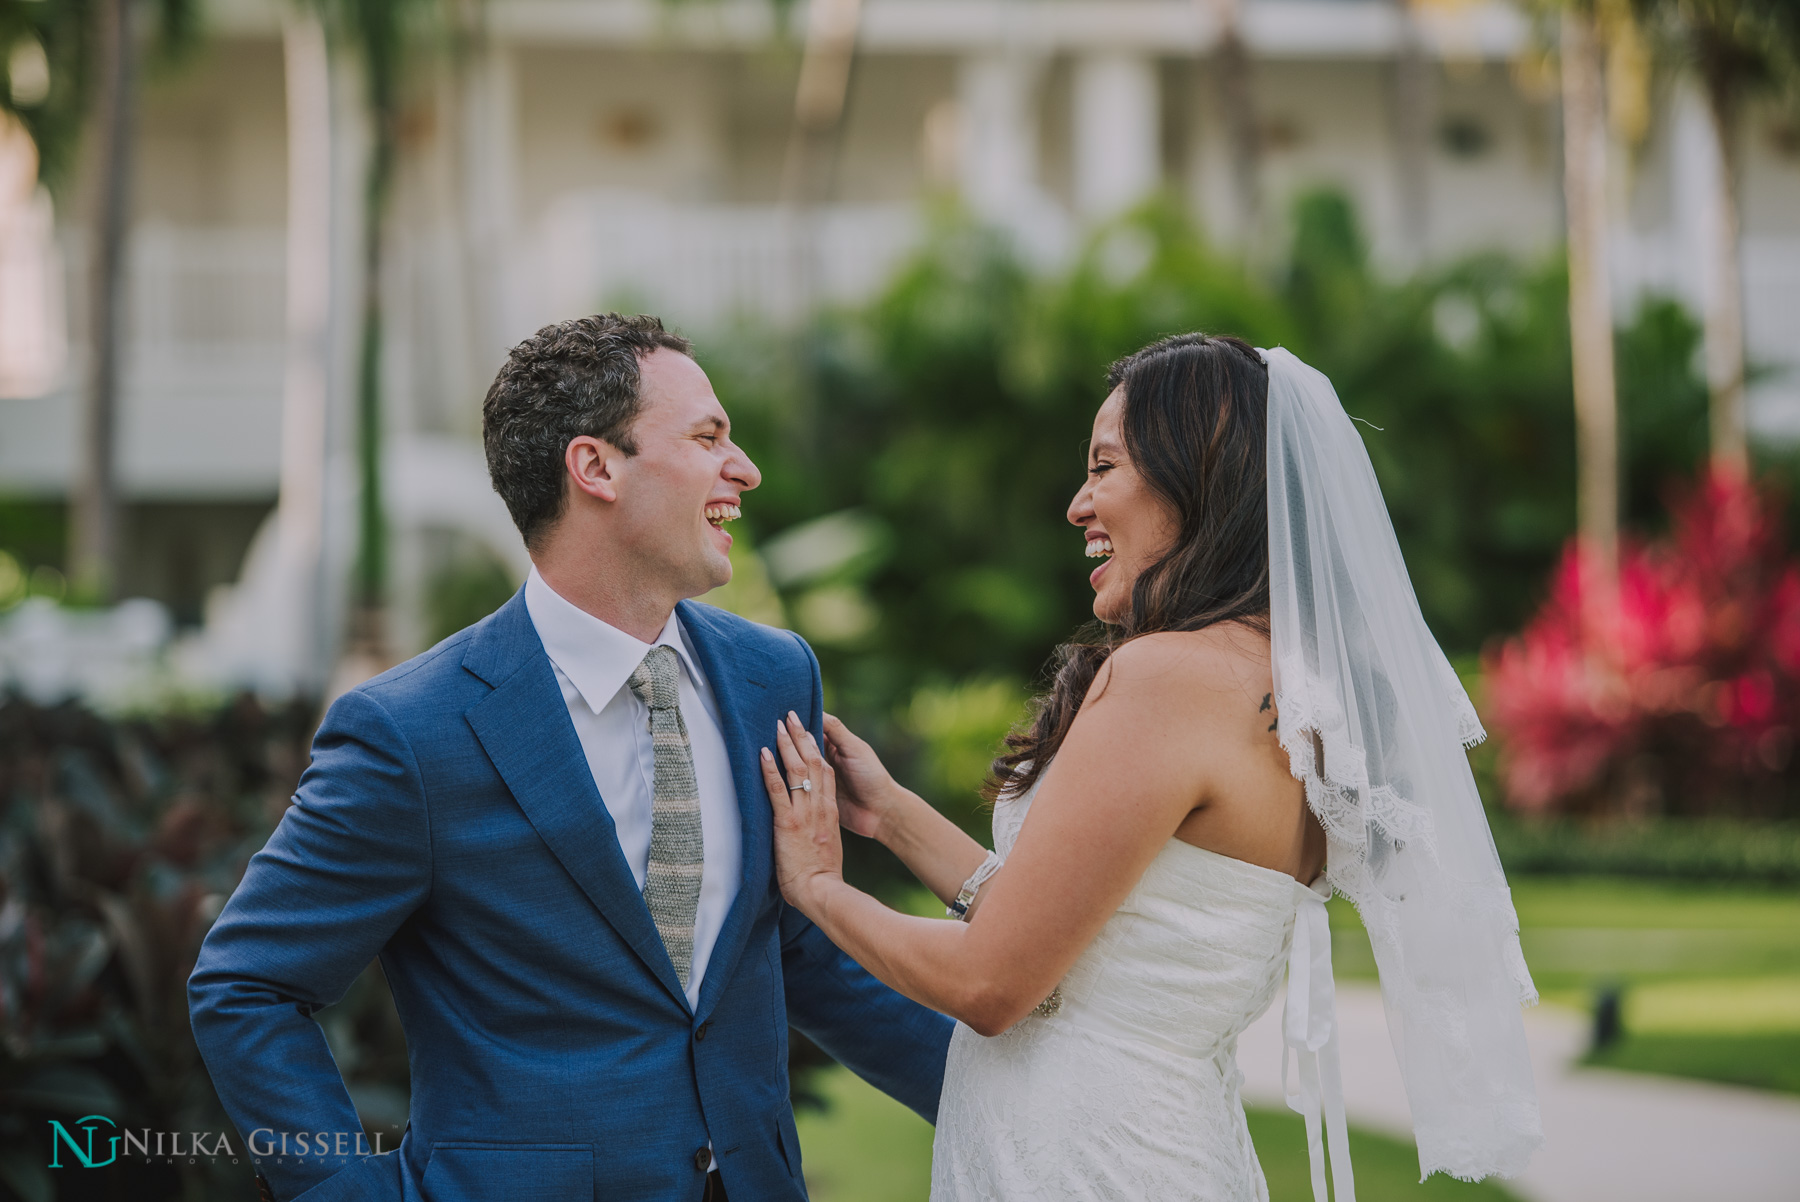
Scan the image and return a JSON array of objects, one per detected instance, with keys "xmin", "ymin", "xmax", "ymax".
[{"xmin": 565, "ymin": 435, "xmax": 626, "ymax": 505}]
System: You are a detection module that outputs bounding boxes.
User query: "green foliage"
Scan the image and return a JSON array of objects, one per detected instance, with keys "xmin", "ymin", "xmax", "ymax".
[
  {"xmin": 424, "ymin": 548, "xmax": 518, "ymax": 646},
  {"xmin": 0, "ymin": 0, "xmax": 91, "ymax": 189},
  {"xmin": 1277, "ymin": 189, "xmax": 1711, "ymax": 650},
  {"xmin": 1492, "ymin": 814, "xmax": 1800, "ymax": 882},
  {"xmin": 707, "ymin": 192, "xmax": 1712, "ymax": 836},
  {"xmin": 1637, "ymin": 0, "xmax": 1800, "ymax": 110},
  {"xmin": 1616, "ymin": 296, "xmax": 1711, "ymax": 529},
  {"xmin": 0, "ymin": 498, "xmax": 65, "ymax": 576},
  {"xmin": 0, "ymin": 0, "xmax": 204, "ymax": 193},
  {"xmin": 0, "ymin": 695, "xmax": 316, "ymax": 1200},
  {"xmin": 898, "ymin": 675, "xmax": 1026, "ymax": 834}
]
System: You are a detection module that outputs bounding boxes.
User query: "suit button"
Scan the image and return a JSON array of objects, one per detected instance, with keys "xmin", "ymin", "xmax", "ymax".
[
  {"xmin": 695, "ymin": 1021, "xmax": 710, "ymax": 1042},
  {"xmin": 693, "ymin": 1147, "xmax": 711, "ymax": 1171}
]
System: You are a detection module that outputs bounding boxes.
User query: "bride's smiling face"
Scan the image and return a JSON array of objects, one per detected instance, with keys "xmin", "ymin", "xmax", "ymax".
[{"xmin": 1068, "ymin": 385, "xmax": 1180, "ymax": 624}]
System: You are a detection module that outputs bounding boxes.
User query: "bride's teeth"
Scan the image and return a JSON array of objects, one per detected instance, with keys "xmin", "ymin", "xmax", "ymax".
[{"xmin": 1085, "ymin": 539, "xmax": 1114, "ymax": 559}]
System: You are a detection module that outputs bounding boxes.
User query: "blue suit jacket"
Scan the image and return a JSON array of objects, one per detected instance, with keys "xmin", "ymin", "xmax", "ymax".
[{"xmin": 188, "ymin": 592, "xmax": 954, "ymax": 1201}]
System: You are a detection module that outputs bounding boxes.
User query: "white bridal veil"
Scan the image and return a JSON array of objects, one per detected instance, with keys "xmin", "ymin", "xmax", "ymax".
[{"xmin": 1261, "ymin": 347, "xmax": 1543, "ymax": 1186}]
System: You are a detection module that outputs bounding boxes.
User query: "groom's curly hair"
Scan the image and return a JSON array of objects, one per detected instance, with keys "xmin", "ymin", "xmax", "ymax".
[
  {"xmin": 988, "ymin": 332, "xmax": 1271, "ymax": 802},
  {"xmin": 483, "ymin": 313, "xmax": 692, "ymax": 550}
]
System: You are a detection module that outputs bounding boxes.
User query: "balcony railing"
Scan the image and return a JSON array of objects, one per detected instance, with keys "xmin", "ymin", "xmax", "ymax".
[
  {"xmin": 527, "ymin": 195, "xmax": 923, "ymax": 332},
  {"xmin": 5, "ymin": 206, "xmax": 1797, "ymax": 496}
]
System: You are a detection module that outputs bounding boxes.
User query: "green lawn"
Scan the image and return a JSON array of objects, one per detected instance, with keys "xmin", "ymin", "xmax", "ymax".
[
  {"xmin": 1331, "ymin": 877, "xmax": 1800, "ymax": 1094},
  {"xmin": 793, "ymin": 1065, "xmax": 933, "ymax": 1202},
  {"xmin": 1326, "ymin": 877, "xmax": 1800, "ymax": 989},
  {"xmin": 1583, "ymin": 1032, "xmax": 1800, "ymax": 1093},
  {"xmin": 799, "ymin": 875, "xmax": 1800, "ymax": 1199},
  {"xmin": 795, "ymin": 1065, "xmax": 1524, "ymax": 1202},
  {"xmin": 1247, "ymin": 1108, "xmax": 1522, "ymax": 1202}
]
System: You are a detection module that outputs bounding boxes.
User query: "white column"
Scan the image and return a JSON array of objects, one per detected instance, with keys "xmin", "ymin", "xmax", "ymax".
[
  {"xmin": 957, "ymin": 54, "xmax": 1045, "ymax": 225},
  {"xmin": 0, "ymin": 117, "xmax": 65, "ymax": 399},
  {"xmin": 955, "ymin": 53, "xmax": 1072, "ymax": 263},
  {"xmin": 1072, "ymin": 53, "xmax": 1161, "ymax": 220},
  {"xmin": 463, "ymin": 41, "xmax": 520, "ymax": 365}
]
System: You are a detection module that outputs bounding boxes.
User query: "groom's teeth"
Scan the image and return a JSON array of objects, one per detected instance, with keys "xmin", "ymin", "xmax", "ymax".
[
  {"xmin": 1085, "ymin": 539, "xmax": 1114, "ymax": 559},
  {"xmin": 705, "ymin": 504, "xmax": 742, "ymax": 525}
]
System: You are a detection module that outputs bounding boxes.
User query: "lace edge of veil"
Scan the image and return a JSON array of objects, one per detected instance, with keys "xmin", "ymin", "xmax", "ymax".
[
  {"xmin": 1273, "ymin": 677, "xmax": 1544, "ymax": 1179},
  {"xmin": 1272, "ymin": 668, "xmax": 1539, "ymax": 988},
  {"xmin": 1414, "ymin": 1096, "xmax": 1547, "ymax": 1183}
]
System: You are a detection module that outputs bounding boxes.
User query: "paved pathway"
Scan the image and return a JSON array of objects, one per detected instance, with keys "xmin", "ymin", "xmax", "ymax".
[{"xmin": 1236, "ymin": 981, "xmax": 1800, "ymax": 1202}]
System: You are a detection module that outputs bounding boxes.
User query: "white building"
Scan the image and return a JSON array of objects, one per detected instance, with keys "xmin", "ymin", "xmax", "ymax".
[{"xmin": 1, "ymin": 0, "xmax": 1797, "ymax": 678}]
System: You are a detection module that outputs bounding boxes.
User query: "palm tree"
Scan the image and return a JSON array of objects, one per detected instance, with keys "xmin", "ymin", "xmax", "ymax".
[
  {"xmin": 69, "ymin": 0, "xmax": 137, "ymax": 603},
  {"xmin": 781, "ymin": 0, "xmax": 861, "ymax": 208},
  {"xmin": 1389, "ymin": 0, "xmax": 1433, "ymax": 269},
  {"xmin": 1559, "ymin": 3, "xmax": 1622, "ymax": 594},
  {"xmin": 271, "ymin": 7, "xmax": 336, "ymax": 692},
  {"xmin": 1202, "ymin": 0, "xmax": 1263, "ymax": 249},
  {"xmin": 1, "ymin": 0, "xmax": 196, "ymax": 602},
  {"xmin": 304, "ymin": 0, "xmax": 435, "ymax": 665},
  {"xmin": 1638, "ymin": 0, "xmax": 1800, "ymax": 475}
]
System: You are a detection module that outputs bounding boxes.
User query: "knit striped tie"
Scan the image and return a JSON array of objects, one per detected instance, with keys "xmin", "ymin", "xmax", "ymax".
[{"xmin": 627, "ymin": 646, "xmax": 705, "ymax": 990}]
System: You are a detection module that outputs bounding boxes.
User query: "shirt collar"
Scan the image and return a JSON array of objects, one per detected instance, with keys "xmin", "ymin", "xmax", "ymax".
[{"xmin": 524, "ymin": 567, "xmax": 706, "ymax": 716}]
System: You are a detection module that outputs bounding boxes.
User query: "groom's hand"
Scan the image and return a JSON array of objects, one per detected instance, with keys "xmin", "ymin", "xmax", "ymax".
[{"xmin": 763, "ymin": 711, "xmax": 845, "ymax": 913}]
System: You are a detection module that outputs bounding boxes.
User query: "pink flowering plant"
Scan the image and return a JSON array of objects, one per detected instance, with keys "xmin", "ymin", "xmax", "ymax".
[{"xmin": 1484, "ymin": 468, "xmax": 1800, "ymax": 818}]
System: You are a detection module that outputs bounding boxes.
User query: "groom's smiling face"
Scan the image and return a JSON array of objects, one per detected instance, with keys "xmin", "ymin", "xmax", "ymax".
[{"xmin": 598, "ymin": 348, "xmax": 762, "ymax": 600}]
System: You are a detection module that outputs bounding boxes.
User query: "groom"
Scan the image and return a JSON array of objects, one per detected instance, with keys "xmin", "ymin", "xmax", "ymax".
[{"xmin": 188, "ymin": 314, "xmax": 954, "ymax": 1202}]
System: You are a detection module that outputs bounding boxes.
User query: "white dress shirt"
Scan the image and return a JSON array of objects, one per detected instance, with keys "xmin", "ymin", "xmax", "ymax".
[{"xmin": 524, "ymin": 567, "xmax": 743, "ymax": 1011}]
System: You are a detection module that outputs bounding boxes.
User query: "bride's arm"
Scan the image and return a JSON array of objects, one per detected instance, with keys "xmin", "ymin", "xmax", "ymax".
[
  {"xmin": 819, "ymin": 714, "xmax": 991, "ymax": 909},
  {"xmin": 764, "ymin": 635, "xmax": 1222, "ymax": 1036}
]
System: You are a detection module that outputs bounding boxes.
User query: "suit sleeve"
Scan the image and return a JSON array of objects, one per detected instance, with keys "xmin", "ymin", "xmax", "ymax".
[
  {"xmin": 188, "ymin": 688, "xmax": 430, "ymax": 1202},
  {"xmin": 777, "ymin": 632, "xmax": 955, "ymax": 1123}
]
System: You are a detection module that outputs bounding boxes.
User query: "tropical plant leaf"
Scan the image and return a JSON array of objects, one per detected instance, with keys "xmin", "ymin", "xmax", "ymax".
[
  {"xmin": 0, "ymin": 1064, "xmax": 122, "ymax": 1115},
  {"xmin": 0, "ymin": 1149, "xmax": 53, "ymax": 1202}
]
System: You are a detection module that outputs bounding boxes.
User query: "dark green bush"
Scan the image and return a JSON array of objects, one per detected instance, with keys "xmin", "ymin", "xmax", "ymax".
[
  {"xmin": 1491, "ymin": 814, "xmax": 1800, "ymax": 883},
  {"xmin": 0, "ymin": 694, "xmax": 315, "ymax": 1200}
]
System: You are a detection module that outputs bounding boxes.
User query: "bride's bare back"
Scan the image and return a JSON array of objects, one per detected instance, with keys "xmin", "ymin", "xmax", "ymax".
[{"xmin": 1153, "ymin": 624, "xmax": 1326, "ymax": 884}]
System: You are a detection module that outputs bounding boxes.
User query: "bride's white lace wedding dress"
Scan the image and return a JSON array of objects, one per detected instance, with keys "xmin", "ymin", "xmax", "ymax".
[{"xmin": 931, "ymin": 777, "xmax": 1320, "ymax": 1202}]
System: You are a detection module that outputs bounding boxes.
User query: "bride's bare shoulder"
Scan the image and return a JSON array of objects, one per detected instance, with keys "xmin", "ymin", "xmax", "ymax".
[{"xmin": 1088, "ymin": 625, "xmax": 1273, "ymax": 714}]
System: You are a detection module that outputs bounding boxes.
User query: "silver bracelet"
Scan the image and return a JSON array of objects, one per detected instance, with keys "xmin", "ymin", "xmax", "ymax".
[{"xmin": 947, "ymin": 851, "xmax": 1003, "ymax": 921}]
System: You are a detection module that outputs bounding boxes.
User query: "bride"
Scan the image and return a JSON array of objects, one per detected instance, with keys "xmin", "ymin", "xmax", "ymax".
[{"xmin": 760, "ymin": 333, "xmax": 1543, "ymax": 1201}]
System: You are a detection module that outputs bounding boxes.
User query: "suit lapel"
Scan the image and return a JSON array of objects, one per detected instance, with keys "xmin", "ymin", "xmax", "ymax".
[
  {"xmin": 462, "ymin": 593, "xmax": 689, "ymax": 1011},
  {"xmin": 678, "ymin": 601, "xmax": 780, "ymax": 1023}
]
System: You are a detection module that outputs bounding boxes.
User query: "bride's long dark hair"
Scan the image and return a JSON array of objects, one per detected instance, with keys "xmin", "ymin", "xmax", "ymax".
[{"xmin": 985, "ymin": 332, "xmax": 1273, "ymax": 801}]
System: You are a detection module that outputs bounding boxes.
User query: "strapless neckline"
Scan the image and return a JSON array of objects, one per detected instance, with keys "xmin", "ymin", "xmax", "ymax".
[{"xmin": 1158, "ymin": 836, "xmax": 1308, "ymax": 888}]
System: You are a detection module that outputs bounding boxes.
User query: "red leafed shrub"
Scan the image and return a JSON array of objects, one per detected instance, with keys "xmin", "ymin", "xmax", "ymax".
[{"xmin": 1483, "ymin": 468, "xmax": 1800, "ymax": 818}]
